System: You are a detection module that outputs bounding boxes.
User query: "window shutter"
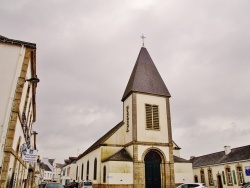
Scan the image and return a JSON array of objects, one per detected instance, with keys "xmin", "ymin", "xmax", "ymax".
[
  {"xmin": 146, "ymin": 104, "xmax": 153, "ymax": 129},
  {"xmin": 152, "ymin": 105, "xmax": 159, "ymax": 130}
]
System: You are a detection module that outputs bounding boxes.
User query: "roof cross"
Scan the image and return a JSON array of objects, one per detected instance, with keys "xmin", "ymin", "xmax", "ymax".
[{"xmin": 140, "ymin": 34, "xmax": 146, "ymax": 47}]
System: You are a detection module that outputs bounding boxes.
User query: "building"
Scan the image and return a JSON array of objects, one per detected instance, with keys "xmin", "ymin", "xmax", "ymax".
[
  {"xmin": 173, "ymin": 142, "xmax": 193, "ymax": 185},
  {"xmin": 74, "ymin": 46, "xmax": 176, "ymax": 188},
  {"xmin": 0, "ymin": 35, "xmax": 39, "ymax": 188},
  {"xmin": 191, "ymin": 145, "xmax": 250, "ymax": 188},
  {"xmin": 61, "ymin": 157, "xmax": 77, "ymax": 186},
  {"xmin": 53, "ymin": 163, "xmax": 63, "ymax": 183}
]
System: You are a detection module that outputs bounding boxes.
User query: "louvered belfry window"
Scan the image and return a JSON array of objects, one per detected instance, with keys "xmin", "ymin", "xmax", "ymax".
[{"xmin": 145, "ymin": 104, "xmax": 159, "ymax": 130}]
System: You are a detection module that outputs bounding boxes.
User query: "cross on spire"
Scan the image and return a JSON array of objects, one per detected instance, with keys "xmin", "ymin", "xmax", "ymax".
[{"xmin": 140, "ymin": 34, "xmax": 146, "ymax": 47}]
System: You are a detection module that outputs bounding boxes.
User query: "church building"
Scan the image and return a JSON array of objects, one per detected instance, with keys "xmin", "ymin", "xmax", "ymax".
[{"xmin": 75, "ymin": 46, "xmax": 177, "ymax": 188}]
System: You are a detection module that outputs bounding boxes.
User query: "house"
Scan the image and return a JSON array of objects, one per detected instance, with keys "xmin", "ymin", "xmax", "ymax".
[
  {"xmin": 191, "ymin": 145, "xmax": 250, "ymax": 188},
  {"xmin": 74, "ymin": 46, "xmax": 177, "ymax": 188},
  {"xmin": 0, "ymin": 35, "xmax": 39, "ymax": 188},
  {"xmin": 61, "ymin": 157, "xmax": 78, "ymax": 186},
  {"xmin": 53, "ymin": 163, "xmax": 63, "ymax": 183},
  {"xmin": 40, "ymin": 162, "xmax": 53, "ymax": 182}
]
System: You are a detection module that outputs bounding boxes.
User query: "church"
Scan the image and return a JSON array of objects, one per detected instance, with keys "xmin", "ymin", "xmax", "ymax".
[{"xmin": 73, "ymin": 46, "xmax": 190, "ymax": 188}]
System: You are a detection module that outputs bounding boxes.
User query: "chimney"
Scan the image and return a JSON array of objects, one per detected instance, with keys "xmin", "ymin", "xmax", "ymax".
[{"xmin": 224, "ymin": 146, "xmax": 231, "ymax": 155}]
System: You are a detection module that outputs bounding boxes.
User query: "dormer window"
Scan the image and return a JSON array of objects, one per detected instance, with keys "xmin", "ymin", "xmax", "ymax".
[{"xmin": 145, "ymin": 104, "xmax": 159, "ymax": 130}]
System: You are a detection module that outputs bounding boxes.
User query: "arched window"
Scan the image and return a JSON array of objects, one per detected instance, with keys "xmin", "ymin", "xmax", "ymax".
[
  {"xmin": 81, "ymin": 163, "xmax": 84, "ymax": 181},
  {"xmin": 76, "ymin": 166, "xmax": 78, "ymax": 181},
  {"xmin": 200, "ymin": 169, "xmax": 205, "ymax": 184},
  {"xmin": 225, "ymin": 166, "xmax": 233, "ymax": 185},
  {"xmin": 236, "ymin": 165, "xmax": 244, "ymax": 185},
  {"xmin": 207, "ymin": 168, "xmax": 214, "ymax": 186},
  {"xmin": 86, "ymin": 160, "xmax": 89, "ymax": 180},
  {"xmin": 94, "ymin": 158, "xmax": 97, "ymax": 180},
  {"xmin": 194, "ymin": 175, "xmax": 198, "ymax": 183},
  {"xmin": 103, "ymin": 166, "xmax": 106, "ymax": 183}
]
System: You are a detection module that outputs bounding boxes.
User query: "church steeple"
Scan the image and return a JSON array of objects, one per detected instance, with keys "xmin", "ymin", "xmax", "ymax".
[{"xmin": 122, "ymin": 47, "xmax": 171, "ymax": 101}]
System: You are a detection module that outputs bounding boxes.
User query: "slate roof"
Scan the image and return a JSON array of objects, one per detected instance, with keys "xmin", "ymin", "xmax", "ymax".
[
  {"xmin": 122, "ymin": 47, "xmax": 171, "ymax": 101},
  {"xmin": 0, "ymin": 35, "xmax": 36, "ymax": 49},
  {"xmin": 103, "ymin": 148, "xmax": 133, "ymax": 162},
  {"xmin": 48, "ymin": 159, "xmax": 55, "ymax": 165},
  {"xmin": 40, "ymin": 163, "xmax": 51, "ymax": 171},
  {"xmin": 77, "ymin": 121, "xmax": 124, "ymax": 159},
  {"xmin": 191, "ymin": 145, "xmax": 250, "ymax": 168},
  {"xmin": 174, "ymin": 155, "xmax": 191, "ymax": 163}
]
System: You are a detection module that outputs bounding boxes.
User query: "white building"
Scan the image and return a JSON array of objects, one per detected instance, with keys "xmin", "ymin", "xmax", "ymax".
[
  {"xmin": 61, "ymin": 157, "xmax": 77, "ymax": 186},
  {"xmin": 0, "ymin": 35, "xmax": 39, "ymax": 188},
  {"xmin": 191, "ymin": 145, "xmax": 250, "ymax": 188}
]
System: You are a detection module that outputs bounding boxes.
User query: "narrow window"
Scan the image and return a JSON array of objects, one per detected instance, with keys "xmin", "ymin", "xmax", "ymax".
[
  {"xmin": 225, "ymin": 166, "xmax": 233, "ymax": 185},
  {"xmin": 81, "ymin": 164, "xmax": 84, "ymax": 181},
  {"xmin": 200, "ymin": 169, "xmax": 206, "ymax": 184},
  {"xmin": 145, "ymin": 104, "xmax": 159, "ymax": 130},
  {"xmin": 94, "ymin": 158, "xmax": 97, "ymax": 180},
  {"xmin": 126, "ymin": 106, "xmax": 129, "ymax": 132},
  {"xmin": 86, "ymin": 161, "xmax": 89, "ymax": 180},
  {"xmin": 236, "ymin": 166, "xmax": 244, "ymax": 185},
  {"xmin": 194, "ymin": 175, "xmax": 198, "ymax": 183},
  {"xmin": 76, "ymin": 166, "xmax": 78, "ymax": 181},
  {"xmin": 103, "ymin": 166, "xmax": 106, "ymax": 183},
  {"xmin": 208, "ymin": 168, "xmax": 214, "ymax": 185}
]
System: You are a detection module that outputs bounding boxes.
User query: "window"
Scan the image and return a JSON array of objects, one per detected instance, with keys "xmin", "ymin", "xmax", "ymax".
[
  {"xmin": 126, "ymin": 106, "xmax": 129, "ymax": 132},
  {"xmin": 225, "ymin": 166, "xmax": 233, "ymax": 185},
  {"xmin": 103, "ymin": 166, "xmax": 106, "ymax": 183},
  {"xmin": 76, "ymin": 166, "xmax": 78, "ymax": 181},
  {"xmin": 200, "ymin": 169, "xmax": 205, "ymax": 184},
  {"xmin": 194, "ymin": 175, "xmax": 198, "ymax": 183},
  {"xmin": 81, "ymin": 163, "xmax": 84, "ymax": 181},
  {"xmin": 208, "ymin": 168, "xmax": 213, "ymax": 185},
  {"xmin": 94, "ymin": 158, "xmax": 97, "ymax": 180},
  {"xmin": 236, "ymin": 165, "xmax": 244, "ymax": 185},
  {"xmin": 86, "ymin": 161, "xmax": 89, "ymax": 180},
  {"xmin": 145, "ymin": 104, "xmax": 159, "ymax": 130}
]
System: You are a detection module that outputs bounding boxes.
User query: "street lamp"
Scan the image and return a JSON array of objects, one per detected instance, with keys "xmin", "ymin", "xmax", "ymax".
[{"xmin": 26, "ymin": 77, "xmax": 40, "ymax": 83}]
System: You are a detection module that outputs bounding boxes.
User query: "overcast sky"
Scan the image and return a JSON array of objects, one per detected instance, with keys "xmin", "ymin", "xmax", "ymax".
[{"xmin": 1, "ymin": 0, "xmax": 250, "ymax": 164}]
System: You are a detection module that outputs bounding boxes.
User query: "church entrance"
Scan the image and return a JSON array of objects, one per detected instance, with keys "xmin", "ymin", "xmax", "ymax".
[{"xmin": 144, "ymin": 151, "xmax": 162, "ymax": 188}]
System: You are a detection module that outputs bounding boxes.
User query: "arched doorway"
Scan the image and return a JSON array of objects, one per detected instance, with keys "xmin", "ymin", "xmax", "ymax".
[
  {"xmin": 217, "ymin": 175, "xmax": 223, "ymax": 188},
  {"xmin": 144, "ymin": 151, "xmax": 162, "ymax": 188}
]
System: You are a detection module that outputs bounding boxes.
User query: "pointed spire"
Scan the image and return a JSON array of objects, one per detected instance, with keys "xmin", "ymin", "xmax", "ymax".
[{"xmin": 122, "ymin": 47, "xmax": 171, "ymax": 101}]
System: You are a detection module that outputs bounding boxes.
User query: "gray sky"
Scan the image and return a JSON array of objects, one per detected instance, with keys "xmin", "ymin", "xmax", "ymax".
[{"xmin": 1, "ymin": 0, "xmax": 250, "ymax": 164}]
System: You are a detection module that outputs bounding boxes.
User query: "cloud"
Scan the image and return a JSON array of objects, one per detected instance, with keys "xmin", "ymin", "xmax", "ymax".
[{"xmin": 1, "ymin": 0, "xmax": 250, "ymax": 163}]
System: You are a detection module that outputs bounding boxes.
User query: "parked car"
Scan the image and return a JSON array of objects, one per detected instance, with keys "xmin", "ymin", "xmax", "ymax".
[
  {"xmin": 64, "ymin": 181, "xmax": 79, "ymax": 188},
  {"xmin": 242, "ymin": 182, "xmax": 250, "ymax": 188},
  {"xmin": 38, "ymin": 182, "xmax": 47, "ymax": 188},
  {"xmin": 44, "ymin": 182, "xmax": 64, "ymax": 188},
  {"xmin": 177, "ymin": 183, "xmax": 207, "ymax": 188},
  {"xmin": 78, "ymin": 180, "xmax": 93, "ymax": 188}
]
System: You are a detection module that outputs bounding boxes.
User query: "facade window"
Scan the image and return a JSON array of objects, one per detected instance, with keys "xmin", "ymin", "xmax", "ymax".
[
  {"xmin": 126, "ymin": 106, "xmax": 129, "ymax": 132},
  {"xmin": 67, "ymin": 167, "xmax": 70, "ymax": 176},
  {"xmin": 76, "ymin": 166, "xmax": 78, "ymax": 181},
  {"xmin": 207, "ymin": 168, "xmax": 213, "ymax": 185},
  {"xmin": 225, "ymin": 166, "xmax": 233, "ymax": 185},
  {"xmin": 194, "ymin": 175, "xmax": 198, "ymax": 183},
  {"xmin": 200, "ymin": 169, "xmax": 205, "ymax": 184},
  {"xmin": 145, "ymin": 104, "xmax": 159, "ymax": 130},
  {"xmin": 236, "ymin": 165, "xmax": 244, "ymax": 185},
  {"xmin": 103, "ymin": 166, "xmax": 106, "ymax": 183},
  {"xmin": 86, "ymin": 161, "xmax": 89, "ymax": 180},
  {"xmin": 94, "ymin": 158, "xmax": 97, "ymax": 180},
  {"xmin": 81, "ymin": 164, "xmax": 84, "ymax": 181}
]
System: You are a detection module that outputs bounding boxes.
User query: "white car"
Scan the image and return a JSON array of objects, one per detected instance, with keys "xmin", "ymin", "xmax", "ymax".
[
  {"xmin": 177, "ymin": 183, "xmax": 207, "ymax": 188},
  {"xmin": 78, "ymin": 180, "xmax": 93, "ymax": 188}
]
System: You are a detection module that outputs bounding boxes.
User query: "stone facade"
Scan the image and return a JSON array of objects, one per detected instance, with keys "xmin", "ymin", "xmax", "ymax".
[{"xmin": 0, "ymin": 36, "xmax": 39, "ymax": 188}]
